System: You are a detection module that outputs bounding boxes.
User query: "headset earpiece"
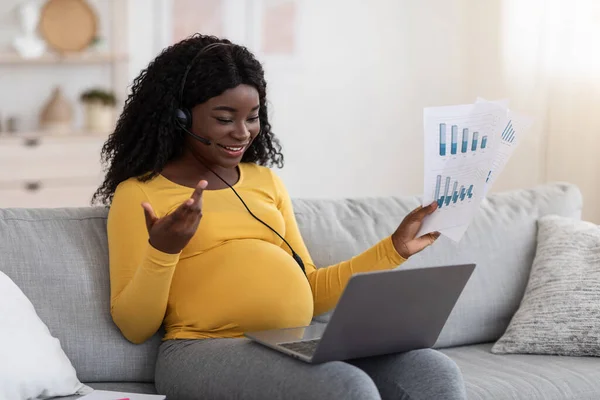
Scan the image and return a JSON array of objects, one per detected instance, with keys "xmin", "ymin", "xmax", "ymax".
[
  {"xmin": 175, "ymin": 108, "xmax": 192, "ymax": 129},
  {"xmin": 174, "ymin": 107, "xmax": 211, "ymax": 145}
]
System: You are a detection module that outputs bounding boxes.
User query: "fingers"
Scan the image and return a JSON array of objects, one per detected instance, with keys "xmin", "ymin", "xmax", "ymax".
[
  {"xmin": 167, "ymin": 180, "xmax": 207, "ymax": 225},
  {"xmin": 421, "ymin": 201, "xmax": 438, "ymax": 215},
  {"xmin": 169, "ymin": 197, "xmax": 195, "ymax": 223},
  {"xmin": 141, "ymin": 202, "xmax": 158, "ymax": 231},
  {"xmin": 398, "ymin": 230, "xmax": 441, "ymax": 258},
  {"xmin": 414, "ymin": 231, "xmax": 438, "ymax": 241},
  {"xmin": 425, "ymin": 201, "xmax": 438, "ymax": 213},
  {"xmin": 429, "ymin": 231, "xmax": 441, "ymax": 241},
  {"xmin": 409, "ymin": 201, "xmax": 438, "ymax": 221},
  {"xmin": 407, "ymin": 205, "xmax": 423, "ymax": 216},
  {"xmin": 190, "ymin": 180, "xmax": 207, "ymax": 211},
  {"xmin": 413, "ymin": 231, "xmax": 441, "ymax": 252},
  {"xmin": 421, "ymin": 231, "xmax": 440, "ymax": 245}
]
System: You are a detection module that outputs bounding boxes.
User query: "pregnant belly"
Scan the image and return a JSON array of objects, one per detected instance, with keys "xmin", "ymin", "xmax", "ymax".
[{"xmin": 167, "ymin": 239, "xmax": 315, "ymax": 338}]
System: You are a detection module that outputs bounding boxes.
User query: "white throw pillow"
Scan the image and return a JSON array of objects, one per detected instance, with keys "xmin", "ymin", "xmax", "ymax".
[{"xmin": 0, "ymin": 271, "xmax": 90, "ymax": 399}]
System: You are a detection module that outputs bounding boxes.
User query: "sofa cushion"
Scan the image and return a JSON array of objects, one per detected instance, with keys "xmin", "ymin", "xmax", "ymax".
[
  {"xmin": 294, "ymin": 182, "xmax": 583, "ymax": 347},
  {"xmin": 442, "ymin": 343, "xmax": 600, "ymax": 400},
  {"xmin": 0, "ymin": 207, "xmax": 162, "ymax": 383}
]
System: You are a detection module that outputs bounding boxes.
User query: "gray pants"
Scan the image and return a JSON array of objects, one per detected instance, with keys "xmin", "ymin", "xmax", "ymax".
[{"xmin": 155, "ymin": 338, "xmax": 466, "ymax": 400}]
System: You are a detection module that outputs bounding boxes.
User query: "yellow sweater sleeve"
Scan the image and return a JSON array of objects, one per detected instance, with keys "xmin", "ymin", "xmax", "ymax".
[
  {"xmin": 107, "ymin": 180, "xmax": 180, "ymax": 344},
  {"xmin": 271, "ymin": 172, "xmax": 407, "ymax": 316}
]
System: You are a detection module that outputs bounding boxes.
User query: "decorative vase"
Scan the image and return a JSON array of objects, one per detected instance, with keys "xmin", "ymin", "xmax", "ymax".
[
  {"xmin": 39, "ymin": 87, "xmax": 73, "ymax": 134},
  {"xmin": 83, "ymin": 101, "xmax": 115, "ymax": 133},
  {"xmin": 12, "ymin": 0, "xmax": 46, "ymax": 58}
]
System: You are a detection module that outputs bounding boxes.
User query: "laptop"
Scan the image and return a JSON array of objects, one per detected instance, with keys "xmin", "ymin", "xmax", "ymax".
[{"xmin": 245, "ymin": 263, "xmax": 475, "ymax": 364}]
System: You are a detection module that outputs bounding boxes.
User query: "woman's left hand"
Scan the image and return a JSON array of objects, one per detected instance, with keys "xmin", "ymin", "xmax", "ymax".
[{"xmin": 391, "ymin": 202, "xmax": 441, "ymax": 259}]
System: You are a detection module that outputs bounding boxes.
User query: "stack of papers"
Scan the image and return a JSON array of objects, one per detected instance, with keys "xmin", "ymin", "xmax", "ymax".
[
  {"xmin": 78, "ymin": 390, "xmax": 166, "ymax": 400},
  {"xmin": 417, "ymin": 98, "xmax": 533, "ymax": 242}
]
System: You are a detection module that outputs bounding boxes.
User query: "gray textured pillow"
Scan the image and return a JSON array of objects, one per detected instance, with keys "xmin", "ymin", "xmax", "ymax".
[{"xmin": 492, "ymin": 214, "xmax": 600, "ymax": 356}]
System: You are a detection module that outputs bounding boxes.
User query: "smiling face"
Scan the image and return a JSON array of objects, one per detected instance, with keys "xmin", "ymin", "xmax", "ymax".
[{"xmin": 185, "ymin": 83, "xmax": 261, "ymax": 169}]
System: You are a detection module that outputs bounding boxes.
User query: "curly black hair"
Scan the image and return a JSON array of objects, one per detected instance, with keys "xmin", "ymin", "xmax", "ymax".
[{"xmin": 92, "ymin": 34, "xmax": 284, "ymax": 206}]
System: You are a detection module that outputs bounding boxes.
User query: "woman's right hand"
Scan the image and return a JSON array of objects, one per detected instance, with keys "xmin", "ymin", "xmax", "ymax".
[{"xmin": 141, "ymin": 180, "xmax": 207, "ymax": 254}]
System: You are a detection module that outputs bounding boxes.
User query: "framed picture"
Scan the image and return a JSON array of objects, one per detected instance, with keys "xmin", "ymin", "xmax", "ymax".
[
  {"xmin": 155, "ymin": 0, "xmax": 301, "ymax": 67},
  {"xmin": 247, "ymin": 0, "xmax": 298, "ymax": 56}
]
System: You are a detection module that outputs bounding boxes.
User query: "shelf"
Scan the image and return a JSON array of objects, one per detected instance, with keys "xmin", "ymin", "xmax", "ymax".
[
  {"xmin": 0, "ymin": 52, "xmax": 128, "ymax": 65},
  {"xmin": 0, "ymin": 130, "xmax": 111, "ymax": 142},
  {"xmin": 0, "ymin": 174, "xmax": 103, "ymax": 190}
]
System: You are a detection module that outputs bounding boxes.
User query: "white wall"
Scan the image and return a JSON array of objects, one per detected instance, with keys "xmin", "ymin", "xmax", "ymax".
[
  {"xmin": 0, "ymin": 0, "xmax": 553, "ymax": 203},
  {"xmin": 127, "ymin": 0, "xmax": 164, "ymax": 86},
  {"xmin": 461, "ymin": 0, "xmax": 547, "ymax": 194},
  {"xmin": 265, "ymin": 0, "xmax": 473, "ymax": 199},
  {"xmin": 128, "ymin": 0, "xmax": 476, "ymax": 199},
  {"xmin": 260, "ymin": 0, "xmax": 547, "ymax": 199}
]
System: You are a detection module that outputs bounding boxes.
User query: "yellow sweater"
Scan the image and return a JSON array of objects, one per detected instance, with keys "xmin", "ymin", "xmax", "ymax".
[{"xmin": 107, "ymin": 163, "xmax": 406, "ymax": 344}]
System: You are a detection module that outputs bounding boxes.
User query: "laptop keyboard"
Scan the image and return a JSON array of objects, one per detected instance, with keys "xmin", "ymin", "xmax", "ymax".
[{"xmin": 278, "ymin": 339, "xmax": 321, "ymax": 357}]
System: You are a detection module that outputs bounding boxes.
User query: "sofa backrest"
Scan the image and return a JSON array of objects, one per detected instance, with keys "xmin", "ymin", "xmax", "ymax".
[
  {"xmin": 0, "ymin": 182, "xmax": 582, "ymax": 383},
  {"xmin": 0, "ymin": 207, "xmax": 162, "ymax": 383},
  {"xmin": 296, "ymin": 182, "xmax": 582, "ymax": 348}
]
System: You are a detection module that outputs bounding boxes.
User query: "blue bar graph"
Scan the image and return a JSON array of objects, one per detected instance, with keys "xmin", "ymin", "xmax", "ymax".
[
  {"xmin": 438, "ymin": 122, "xmax": 489, "ymax": 157},
  {"xmin": 451, "ymin": 181, "xmax": 459, "ymax": 203},
  {"xmin": 501, "ymin": 121, "xmax": 511, "ymax": 140},
  {"xmin": 501, "ymin": 121, "xmax": 515, "ymax": 144},
  {"xmin": 439, "ymin": 124, "xmax": 447, "ymax": 156},
  {"xmin": 507, "ymin": 129, "xmax": 515, "ymax": 143},
  {"xmin": 461, "ymin": 128, "xmax": 468, "ymax": 153},
  {"xmin": 450, "ymin": 125, "xmax": 458, "ymax": 155},
  {"xmin": 444, "ymin": 176, "xmax": 452, "ymax": 206},
  {"xmin": 471, "ymin": 132, "xmax": 479, "ymax": 151},
  {"xmin": 434, "ymin": 175, "xmax": 442, "ymax": 207},
  {"xmin": 435, "ymin": 175, "xmax": 475, "ymax": 208}
]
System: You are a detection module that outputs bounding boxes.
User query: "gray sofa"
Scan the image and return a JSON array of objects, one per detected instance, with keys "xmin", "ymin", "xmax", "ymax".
[{"xmin": 1, "ymin": 182, "xmax": 598, "ymax": 400}]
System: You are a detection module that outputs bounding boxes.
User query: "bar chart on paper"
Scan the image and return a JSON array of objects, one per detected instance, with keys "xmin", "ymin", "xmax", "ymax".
[
  {"xmin": 439, "ymin": 123, "xmax": 488, "ymax": 156},
  {"xmin": 483, "ymin": 118, "xmax": 521, "ymax": 196},
  {"xmin": 433, "ymin": 174, "xmax": 474, "ymax": 208},
  {"xmin": 501, "ymin": 120, "xmax": 515, "ymax": 144},
  {"xmin": 422, "ymin": 101, "xmax": 509, "ymax": 243}
]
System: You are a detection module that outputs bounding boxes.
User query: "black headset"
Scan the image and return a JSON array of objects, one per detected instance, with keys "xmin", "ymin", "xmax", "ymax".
[
  {"xmin": 173, "ymin": 43, "xmax": 226, "ymax": 145},
  {"xmin": 173, "ymin": 42, "xmax": 307, "ymax": 275}
]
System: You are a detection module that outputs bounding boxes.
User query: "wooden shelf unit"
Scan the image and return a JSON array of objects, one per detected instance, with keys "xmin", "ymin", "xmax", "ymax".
[
  {"xmin": 0, "ymin": 0, "xmax": 128, "ymax": 209},
  {"xmin": 0, "ymin": 51, "xmax": 128, "ymax": 65}
]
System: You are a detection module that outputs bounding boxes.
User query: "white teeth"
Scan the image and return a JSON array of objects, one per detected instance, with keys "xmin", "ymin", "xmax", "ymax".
[{"xmin": 223, "ymin": 145, "xmax": 243, "ymax": 151}]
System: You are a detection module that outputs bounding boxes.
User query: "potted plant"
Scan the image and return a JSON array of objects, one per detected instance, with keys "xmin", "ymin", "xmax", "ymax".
[{"xmin": 80, "ymin": 88, "xmax": 116, "ymax": 133}]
